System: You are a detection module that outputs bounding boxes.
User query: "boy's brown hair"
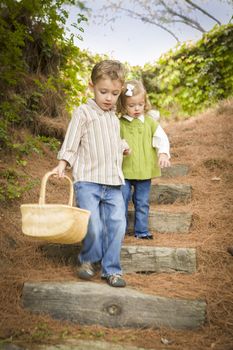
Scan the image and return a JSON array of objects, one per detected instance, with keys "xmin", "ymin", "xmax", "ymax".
[
  {"xmin": 91, "ymin": 60, "xmax": 126, "ymax": 85},
  {"xmin": 117, "ymin": 79, "xmax": 151, "ymax": 116}
]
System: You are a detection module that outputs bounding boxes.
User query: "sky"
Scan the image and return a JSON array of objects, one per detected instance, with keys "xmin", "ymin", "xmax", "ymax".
[{"xmin": 66, "ymin": 0, "xmax": 232, "ymax": 66}]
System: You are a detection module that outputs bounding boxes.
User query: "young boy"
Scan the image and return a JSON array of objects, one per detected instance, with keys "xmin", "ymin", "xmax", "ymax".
[{"xmin": 52, "ymin": 60, "xmax": 129, "ymax": 287}]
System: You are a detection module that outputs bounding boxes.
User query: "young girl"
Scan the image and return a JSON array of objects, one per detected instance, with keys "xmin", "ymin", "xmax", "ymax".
[
  {"xmin": 52, "ymin": 60, "xmax": 130, "ymax": 287},
  {"xmin": 118, "ymin": 79, "xmax": 171, "ymax": 239}
]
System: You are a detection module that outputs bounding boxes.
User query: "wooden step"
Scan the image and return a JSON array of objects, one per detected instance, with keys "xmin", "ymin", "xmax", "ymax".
[
  {"xmin": 121, "ymin": 246, "xmax": 196, "ymax": 273},
  {"xmin": 22, "ymin": 282, "xmax": 206, "ymax": 330},
  {"xmin": 150, "ymin": 183, "xmax": 192, "ymax": 204},
  {"xmin": 32, "ymin": 339, "xmax": 161, "ymax": 350},
  {"xmin": 128, "ymin": 209, "xmax": 192, "ymax": 233},
  {"xmin": 161, "ymin": 164, "xmax": 189, "ymax": 178},
  {"xmin": 41, "ymin": 245, "xmax": 196, "ymax": 274}
]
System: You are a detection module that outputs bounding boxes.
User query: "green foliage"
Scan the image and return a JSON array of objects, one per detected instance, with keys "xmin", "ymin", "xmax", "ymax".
[
  {"xmin": 0, "ymin": 119, "xmax": 10, "ymax": 146},
  {"xmin": 142, "ymin": 24, "xmax": 233, "ymax": 118},
  {"xmin": 0, "ymin": 168, "xmax": 39, "ymax": 202},
  {"xmin": 0, "ymin": 95, "xmax": 26, "ymax": 124},
  {"xmin": 0, "ymin": 134, "xmax": 59, "ymax": 202},
  {"xmin": 31, "ymin": 322, "xmax": 52, "ymax": 341},
  {"xmin": 37, "ymin": 135, "xmax": 61, "ymax": 151},
  {"xmin": 55, "ymin": 45, "xmax": 101, "ymax": 111},
  {"xmin": 12, "ymin": 135, "xmax": 60, "ymax": 156},
  {"xmin": 0, "ymin": 0, "xmax": 95, "ymax": 150},
  {"xmin": 0, "ymin": 93, "xmax": 27, "ymax": 148}
]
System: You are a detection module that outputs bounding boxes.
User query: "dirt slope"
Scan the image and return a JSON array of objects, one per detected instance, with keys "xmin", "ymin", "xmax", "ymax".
[{"xmin": 0, "ymin": 99, "xmax": 233, "ymax": 350}]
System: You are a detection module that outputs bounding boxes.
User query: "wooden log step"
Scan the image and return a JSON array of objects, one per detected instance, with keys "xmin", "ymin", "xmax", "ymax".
[
  {"xmin": 22, "ymin": 282, "xmax": 206, "ymax": 330},
  {"xmin": 150, "ymin": 183, "xmax": 192, "ymax": 204},
  {"xmin": 41, "ymin": 245, "xmax": 196, "ymax": 274},
  {"xmin": 0, "ymin": 340, "xmax": 160, "ymax": 350},
  {"xmin": 161, "ymin": 164, "xmax": 189, "ymax": 178},
  {"xmin": 121, "ymin": 246, "xmax": 196, "ymax": 273},
  {"xmin": 128, "ymin": 209, "xmax": 192, "ymax": 234},
  {"xmin": 33, "ymin": 339, "xmax": 160, "ymax": 350}
]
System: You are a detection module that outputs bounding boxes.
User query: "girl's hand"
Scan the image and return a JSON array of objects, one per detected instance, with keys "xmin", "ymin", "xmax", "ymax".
[
  {"xmin": 159, "ymin": 153, "xmax": 170, "ymax": 168},
  {"xmin": 51, "ymin": 160, "xmax": 67, "ymax": 178}
]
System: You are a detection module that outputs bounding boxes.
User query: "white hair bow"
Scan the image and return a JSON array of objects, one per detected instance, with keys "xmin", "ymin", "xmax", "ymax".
[{"xmin": 125, "ymin": 84, "xmax": 134, "ymax": 96}]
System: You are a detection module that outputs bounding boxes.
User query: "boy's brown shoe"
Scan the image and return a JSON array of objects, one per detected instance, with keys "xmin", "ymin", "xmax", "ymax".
[
  {"xmin": 105, "ymin": 274, "xmax": 126, "ymax": 288},
  {"xmin": 78, "ymin": 262, "xmax": 96, "ymax": 280}
]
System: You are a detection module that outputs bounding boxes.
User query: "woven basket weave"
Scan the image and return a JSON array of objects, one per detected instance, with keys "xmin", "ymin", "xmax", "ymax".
[{"xmin": 20, "ymin": 172, "xmax": 90, "ymax": 244}]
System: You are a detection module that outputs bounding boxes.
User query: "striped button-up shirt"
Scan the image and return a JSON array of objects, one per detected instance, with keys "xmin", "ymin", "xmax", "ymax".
[{"xmin": 58, "ymin": 99, "xmax": 128, "ymax": 185}]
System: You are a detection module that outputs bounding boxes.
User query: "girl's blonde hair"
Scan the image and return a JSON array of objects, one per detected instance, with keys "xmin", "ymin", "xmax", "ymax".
[
  {"xmin": 91, "ymin": 60, "xmax": 126, "ymax": 85},
  {"xmin": 117, "ymin": 79, "xmax": 151, "ymax": 116}
]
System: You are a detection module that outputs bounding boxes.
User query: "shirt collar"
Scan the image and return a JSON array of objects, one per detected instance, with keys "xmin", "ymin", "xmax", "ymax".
[
  {"xmin": 87, "ymin": 98, "xmax": 116, "ymax": 116},
  {"xmin": 122, "ymin": 114, "xmax": 145, "ymax": 123}
]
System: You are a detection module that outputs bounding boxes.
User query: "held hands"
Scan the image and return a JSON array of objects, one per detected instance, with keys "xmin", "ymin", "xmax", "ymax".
[
  {"xmin": 122, "ymin": 139, "xmax": 131, "ymax": 156},
  {"xmin": 159, "ymin": 153, "xmax": 171, "ymax": 168},
  {"xmin": 51, "ymin": 160, "xmax": 67, "ymax": 178},
  {"xmin": 123, "ymin": 148, "xmax": 131, "ymax": 155}
]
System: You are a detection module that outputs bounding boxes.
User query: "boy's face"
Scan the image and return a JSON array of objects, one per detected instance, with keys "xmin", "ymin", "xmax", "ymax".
[
  {"xmin": 90, "ymin": 77, "xmax": 122, "ymax": 111},
  {"xmin": 125, "ymin": 92, "xmax": 145, "ymax": 118}
]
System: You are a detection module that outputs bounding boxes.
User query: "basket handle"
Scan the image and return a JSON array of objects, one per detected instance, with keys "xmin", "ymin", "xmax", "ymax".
[{"xmin": 39, "ymin": 171, "xmax": 74, "ymax": 206}]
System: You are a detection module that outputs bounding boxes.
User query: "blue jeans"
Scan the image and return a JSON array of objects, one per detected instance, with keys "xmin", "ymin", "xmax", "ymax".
[
  {"xmin": 74, "ymin": 181, "xmax": 126, "ymax": 276},
  {"xmin": 122, "ymin": 179, "xmax": 151, "ymax": 237}
]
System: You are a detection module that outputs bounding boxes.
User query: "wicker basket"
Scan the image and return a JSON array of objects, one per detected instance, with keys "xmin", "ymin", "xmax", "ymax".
[{"xmin": 20, "ymin": 172, "xmax": 90, "ymax": 244}]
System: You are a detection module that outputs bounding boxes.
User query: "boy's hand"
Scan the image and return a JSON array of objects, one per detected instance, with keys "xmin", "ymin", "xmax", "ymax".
[
  {"xmin": 159, "ymin": 153, "xmax": 170, "ymax": 168},
  {"xmin": 51, "ymin": 160, "xmax": 67, "ymax": 178}
]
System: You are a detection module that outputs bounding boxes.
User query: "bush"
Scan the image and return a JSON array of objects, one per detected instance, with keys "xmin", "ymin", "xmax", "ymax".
[{"xmin": 141, "ymin": 24, "xmax": 233, "ymax": 118}]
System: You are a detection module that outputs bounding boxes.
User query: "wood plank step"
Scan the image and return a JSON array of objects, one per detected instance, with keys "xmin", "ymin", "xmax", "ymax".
[
  {"xmin": 33, "ymin": 339, "xmax": 160, "ymax": 350},
  {"xmin": 161, "ymin": 164, "xmax": 189, "ymax": 178},
  {"xmin": 128, "ymin": 209, "xmax": 192, "ymax": 233},
  {"xmin": 150, "ymin": 183, "xmax": 192, "ymax": 204},
  {"xmin": 41, "ymin": 245, "xmax": 196, "ymax": 274},
  {"xmin": 121, "ymin": 246, "xmax": 196, "ymax": 273},
  {"xmin": 0, "ymin": 340, "xmax": 159, "ymax": 350},
  {"xmin": 22, "ymin": 282, "xmax": 206, "ymax": 330}
]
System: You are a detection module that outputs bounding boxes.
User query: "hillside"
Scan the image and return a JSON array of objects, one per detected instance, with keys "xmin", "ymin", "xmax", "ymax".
[{"xmin": 0, "ymin": 98, "xmax": 233, "ymax": 350}]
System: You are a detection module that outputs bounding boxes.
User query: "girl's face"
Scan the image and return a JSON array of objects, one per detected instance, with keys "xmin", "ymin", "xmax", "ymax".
[
  {"xmin": 125, "ymin": 92, "xmax": 145, "ymax": 118},
  {"xmin": 90, "ymin": 77, "xmax": 122, "ymax": 111}
]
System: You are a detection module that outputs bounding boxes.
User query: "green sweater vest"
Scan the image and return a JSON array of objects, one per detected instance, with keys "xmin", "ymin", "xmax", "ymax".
[{"xmin": 120, "ymin": 116, "xmax": 161, "ymax": 180}]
